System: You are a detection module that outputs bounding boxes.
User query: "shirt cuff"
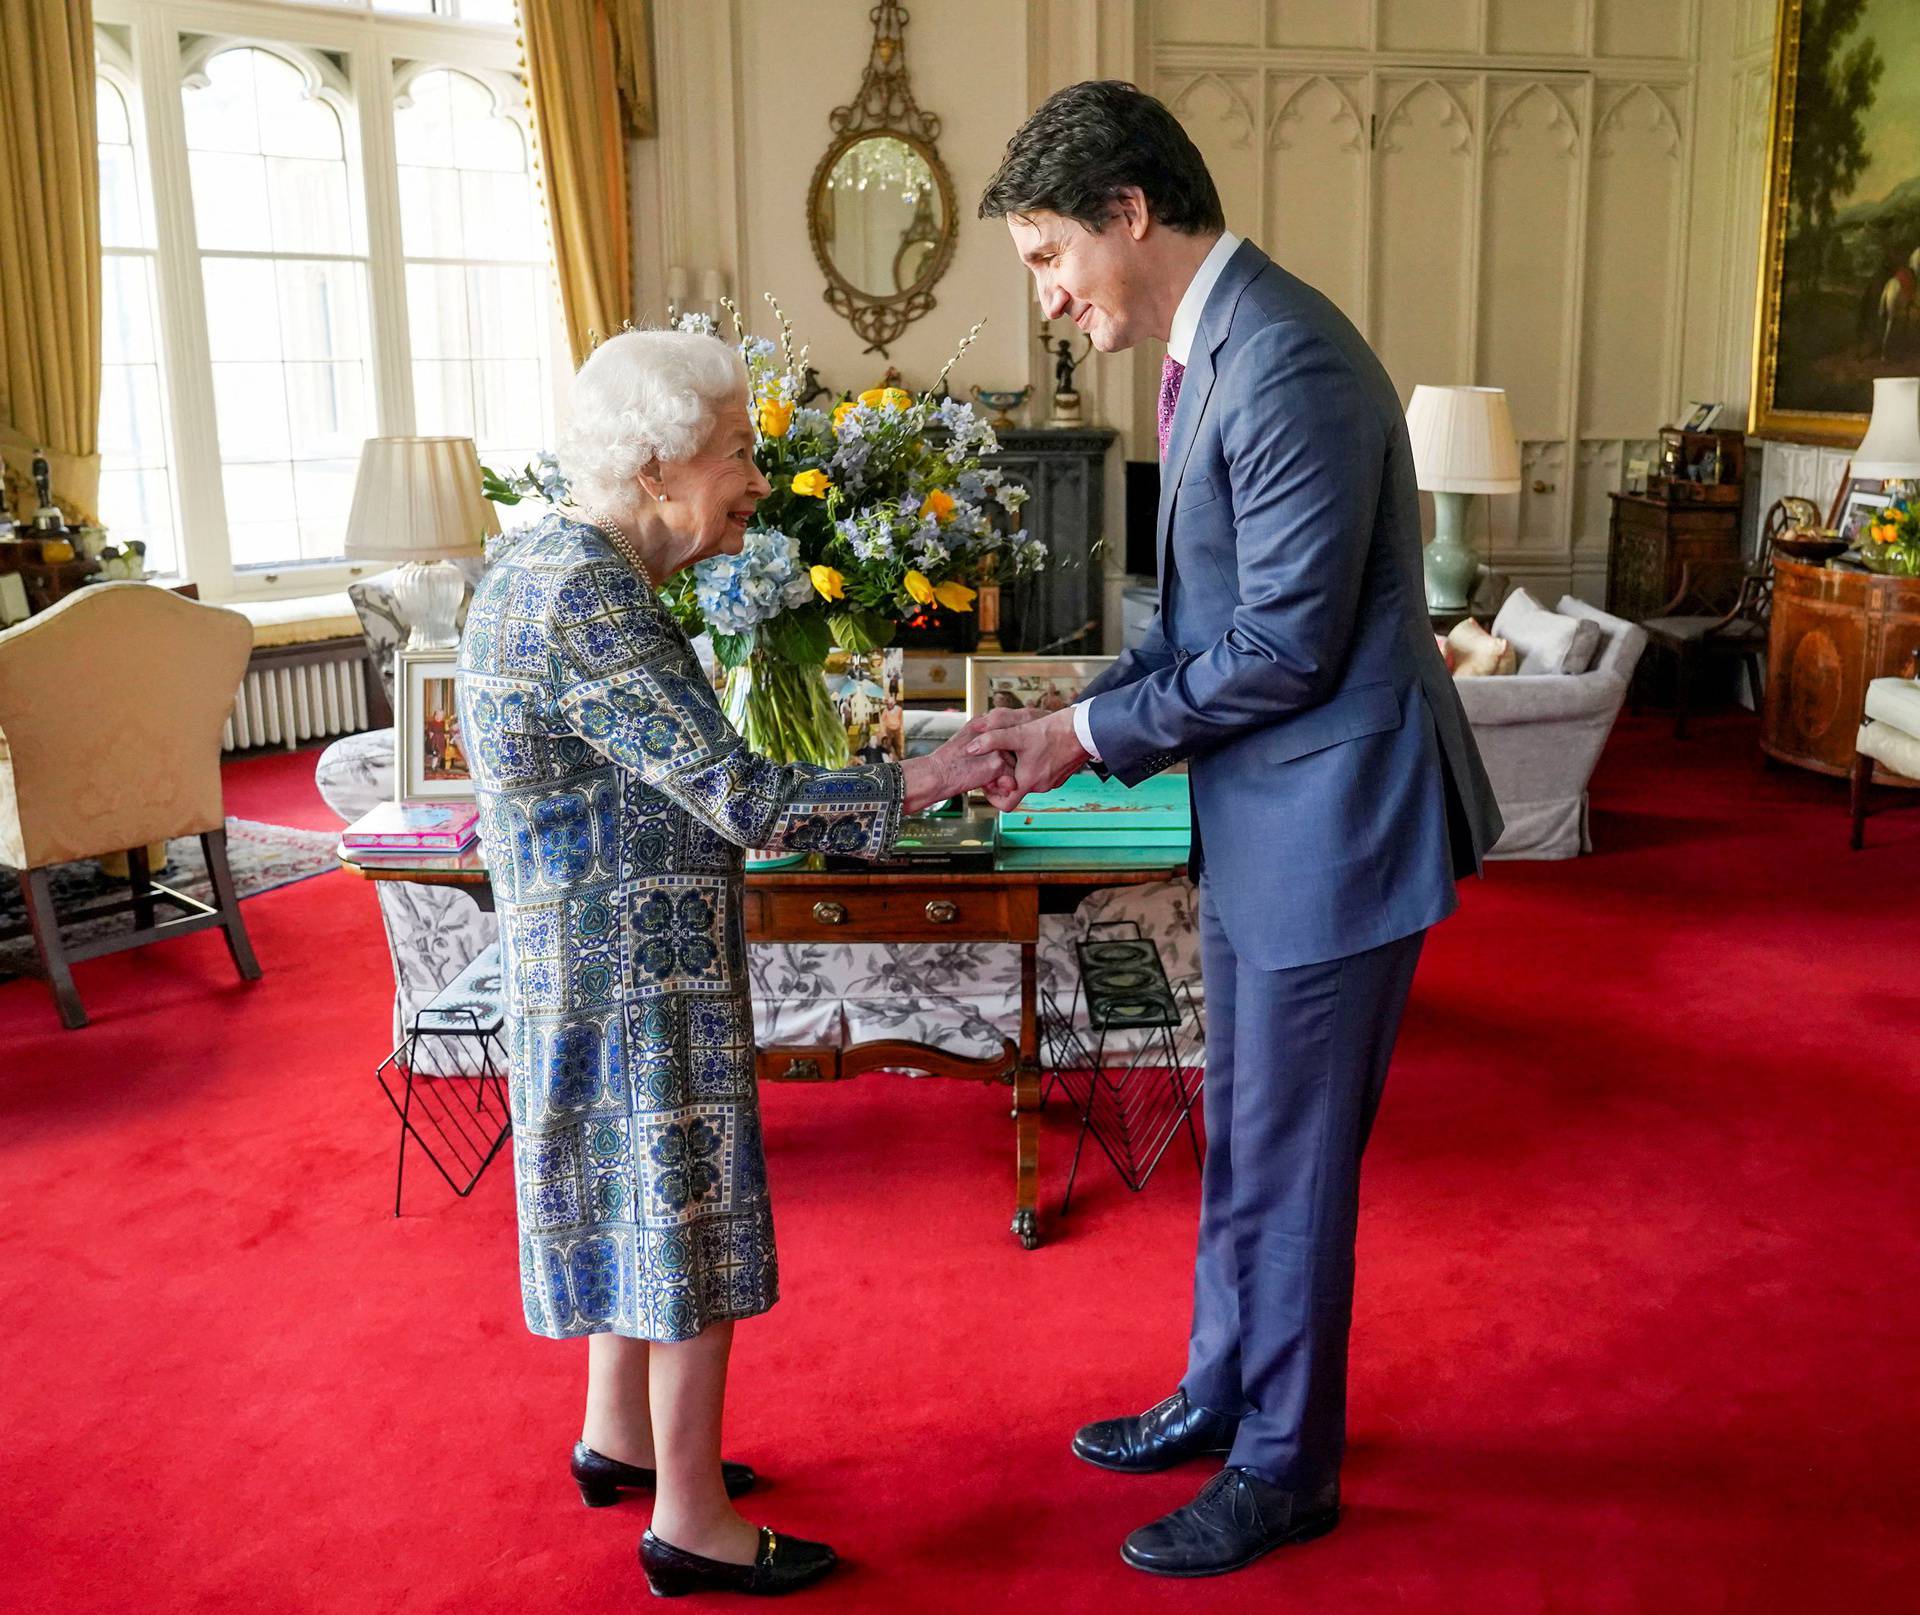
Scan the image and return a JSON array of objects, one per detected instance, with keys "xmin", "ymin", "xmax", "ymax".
[{"xmin": 1071, "ymin": 699, "xmax": 1101, "ymax": 761}]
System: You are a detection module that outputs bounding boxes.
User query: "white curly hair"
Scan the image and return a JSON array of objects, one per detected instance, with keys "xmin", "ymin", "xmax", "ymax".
[{"xmin": 555, "ymin": 329, "xmax": 749, "ymax": 509}]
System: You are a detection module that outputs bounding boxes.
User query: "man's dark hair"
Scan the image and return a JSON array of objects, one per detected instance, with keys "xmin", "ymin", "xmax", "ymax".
[{"xmin": 978, "ymin": 80, "xmax": 1224, "ymax": 235}]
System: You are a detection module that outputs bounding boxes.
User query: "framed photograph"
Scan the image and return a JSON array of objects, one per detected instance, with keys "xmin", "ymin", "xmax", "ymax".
[
  {"xmin": 965, "ymin": 654, "xmax": 1115, "ymax": 718},
  {"xmin": 1752, "ymin": 0, "xmax": 1920, "ymax": 441},
  {"xmin": 1838, "ymin": 486, "xmax": 1891, "ymax": 547},
  {"xmin": 902, "ymin": 648, "xmax": 966, "ymax": 700},
  {"xmin": 1625, "ymin": 458, "xmax": 1651, "ymax": 495},
  {"xmin": 1681, "ymin": 401, "xmax": 1722, "ymax": 432},
  {"xmin": 394, "ymin": 647, "xmax": 473, "ymax": 802},
  {"xmin": 824, "ymin": 646, "xmax": 906, "ymax": 765}
]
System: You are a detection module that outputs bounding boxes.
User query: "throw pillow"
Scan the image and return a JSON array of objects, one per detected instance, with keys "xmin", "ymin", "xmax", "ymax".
[
  {"xmin": 1446, "ymin": 617, "xmax": 1517, "ymax": 677},
  {"xmin": 1491, "ymin": 586, "xmax": 1601, "ymax": 675},
  {"xmin": 1435, "ymin": 632, "xmax": 1456, "ymax": 672}
]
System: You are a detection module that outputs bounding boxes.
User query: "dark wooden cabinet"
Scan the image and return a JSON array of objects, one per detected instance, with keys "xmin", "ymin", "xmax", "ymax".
[
  {"xmin": 983, "ymin": 427, "xmax": 1116, "ymax": 653},
  {"xmin": 1763, "ymin": 559, "xmax": 1920, "ymax": 779},
  {"xmin": 1606, "ymin": 492, "xmax": 1744, "ymax": 622}
]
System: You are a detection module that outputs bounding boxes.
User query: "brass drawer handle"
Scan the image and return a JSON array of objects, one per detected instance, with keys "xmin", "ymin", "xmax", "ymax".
[
  {"xmin": 812, "ymin": 900, "xmax": 847, "ymax": 925},
  {"xmin": 925, "ymin": 899, "xmax": 959, "ymax": 924}
]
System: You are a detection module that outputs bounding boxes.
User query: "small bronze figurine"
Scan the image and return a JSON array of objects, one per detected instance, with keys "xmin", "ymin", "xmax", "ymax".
[{"xmin": 1039, "ymin": 325, "xmax": 1094, "ymax": 426}]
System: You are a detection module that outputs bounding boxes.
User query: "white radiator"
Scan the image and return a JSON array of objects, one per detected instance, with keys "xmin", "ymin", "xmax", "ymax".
[{"xmin": 223, "ymin": 655, "xmax": 371, "ymax": 751}]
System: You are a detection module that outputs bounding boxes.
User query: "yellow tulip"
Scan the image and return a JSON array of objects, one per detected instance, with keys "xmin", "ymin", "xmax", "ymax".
[
  {"xmin": 790, "ymin": 469, "xmax": 832, "ymax": 498},
  {"xmin": 933, "ymin": 579, "xmax": 976, "ymax": 612},
  {"xmin": 919, "ymin": 488, "xmax": 956, "ymax": 524},
  {"xmin": 809, "ymin": 564, "xmax": 845, "ymax": 601},
  {"xmin": 903, "ymin": 569, "xmax": 936, "ymax": 606},
  {"xmin": 832, "ymin": 400, "xmax": 857, "ymax": 432},
  {"xmin": 859, "ymin": 386, "xmax": 912, "ymax": 411},
  {"xmin": 758, "ymin": 397, "xmax": 793, "ymax": 439}
]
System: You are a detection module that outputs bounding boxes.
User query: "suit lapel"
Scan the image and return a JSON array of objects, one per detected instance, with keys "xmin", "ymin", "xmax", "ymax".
[{"xmin": 1155, "ymin": 241, "xmax": 1268, "ymax": 616}]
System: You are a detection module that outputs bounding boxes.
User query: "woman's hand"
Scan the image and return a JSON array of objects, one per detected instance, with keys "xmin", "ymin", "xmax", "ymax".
[{"xmin": 901, "ymin": 722, "xmax": 1017, "ymax": 814}]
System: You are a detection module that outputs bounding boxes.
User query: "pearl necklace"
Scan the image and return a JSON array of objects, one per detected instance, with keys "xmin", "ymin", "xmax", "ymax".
[{"xmin": 563, "ymin": 501, "xmax": 656, "ymax": 592}]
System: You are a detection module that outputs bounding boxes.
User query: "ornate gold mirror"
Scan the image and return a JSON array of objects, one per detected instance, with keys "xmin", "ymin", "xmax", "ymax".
[{"xmin": 807, "ymin": 1, "xmax": 956, "ymax": 355}]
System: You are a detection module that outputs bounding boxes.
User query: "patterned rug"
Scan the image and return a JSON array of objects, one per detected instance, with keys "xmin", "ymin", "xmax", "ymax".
[{"xmin": 0, "ymin": 818, "xmax": 341, "ymax": 982}]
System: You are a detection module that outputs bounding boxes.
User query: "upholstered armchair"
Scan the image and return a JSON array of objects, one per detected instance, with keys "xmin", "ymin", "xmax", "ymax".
[{"xmin": 0, "ymin": 583, "xmax": 260, "ymax": 1027}]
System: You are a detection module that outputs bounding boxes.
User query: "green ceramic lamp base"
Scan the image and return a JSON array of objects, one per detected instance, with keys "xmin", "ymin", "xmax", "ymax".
[{"xmin": 1423, "ymin": 489, "xmax": 1480, "ymax": 613}]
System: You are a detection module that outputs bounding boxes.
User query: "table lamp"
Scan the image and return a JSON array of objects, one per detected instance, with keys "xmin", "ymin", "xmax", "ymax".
[
  {"xmin": 344, "ymin": 436, "xmax": 499, "ymax": 650},
  {"xmin": 1405, "ymin": 385, "xmax": 1521, "ymax": 612},
  {"xmin": 1849, "ymin": 376, "xmax": 1920, "ymax": 491}
]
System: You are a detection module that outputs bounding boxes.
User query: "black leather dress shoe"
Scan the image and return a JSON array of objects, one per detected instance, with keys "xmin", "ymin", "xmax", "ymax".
[
  {"xmin": 638, "ymin": 1526, "xmax": 837, "ymax": 1597},
  {"xmin": 571, "ymin": 1441, "xmax": 758, "ymax": 1506},
  {"xmin": 1120, "ymin": 1468, "xmax": 1340, "ymax": 1577},
  {"xmin": 1071, "ymin": 1389, "xmax": 1238, "ymax": 1474}
]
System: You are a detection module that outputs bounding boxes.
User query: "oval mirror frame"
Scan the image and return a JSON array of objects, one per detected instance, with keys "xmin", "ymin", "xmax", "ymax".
[{"xmin": 807, "ymin": 125, "xmax": 956, "ymax": 353}]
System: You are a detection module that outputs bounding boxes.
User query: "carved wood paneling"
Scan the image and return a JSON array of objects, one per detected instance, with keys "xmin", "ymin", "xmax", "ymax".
[
  {"xmin": 1480, "ymin": 82, "xmax": 1581, "ymax": 439},
  {"xmin": 1265, "ymin": 0, "xmax": 1368, "ymax": 51},
  {"xmin": 1579, "ymin": 84, "xmax": 1683, "ymax": 438},
  {"xmin": 1595, "ymin": 0, "xmax": 1691, "ymax": 60},
  {"xmin": 1156, "ymin": 0, "xmax": 1262, "ymax": 47},
  {"xmin": 1372, "ymin": 77, "xmax": 1477, "ymax": 398},
  {"xmin": 1487, "ymin": 0, "xmax": 1588, "ymax": 56},
  {"xmin": 1265, "ymin": 74, "xmax": 1368, "ymax": 326},
  {"xmin": 1378, "ymin": 0, "xmax": 1476, "ymax": 54}
]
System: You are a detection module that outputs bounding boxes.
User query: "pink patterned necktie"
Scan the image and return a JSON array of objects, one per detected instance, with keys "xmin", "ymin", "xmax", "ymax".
[{"xmin": 1157, "ymin": 355, "xmax": 1186, "ymax": 459}]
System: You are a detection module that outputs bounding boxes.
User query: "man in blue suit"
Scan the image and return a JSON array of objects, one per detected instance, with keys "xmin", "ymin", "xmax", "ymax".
[{"xmin": 976, "ymin": 82, "xmax": 1503, "ymax": 1578}]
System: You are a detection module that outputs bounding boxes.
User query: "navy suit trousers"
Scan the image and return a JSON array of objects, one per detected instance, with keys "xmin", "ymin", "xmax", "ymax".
[{"xmin": 1180, "ymin": 877, "xmax": 1425, "ymax": 1490}]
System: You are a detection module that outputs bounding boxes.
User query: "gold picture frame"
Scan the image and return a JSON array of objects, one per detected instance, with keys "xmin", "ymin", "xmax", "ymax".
[
  {"xmin": 1750, "ymin": 0, "xmax": 1920, "ymax": 443},
  {"xmin": 964, "ymin": 654, "xmax": 1114, "ymax": 719}
]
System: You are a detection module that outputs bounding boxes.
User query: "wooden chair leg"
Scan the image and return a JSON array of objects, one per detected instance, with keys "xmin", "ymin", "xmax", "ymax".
[
  {"xmin": 19, "ymin": 868, "xmax": 86, "ymax": 1029},
  {"xmin": 127, "ymin": 845, "xmax": 156, "ymax": 931},
  {"xmin": 201, "ymin": 828, "xmax": 262, "ymax": 981},
  {"xmin": 1851, "ymin": 750, "xmax": 1874, "ymax": 850}
]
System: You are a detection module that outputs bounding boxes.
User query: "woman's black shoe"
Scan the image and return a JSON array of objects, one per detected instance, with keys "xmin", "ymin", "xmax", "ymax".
[
  {"xmin": 639, "ymin": 1527, "xmax": 838, "ymax": 1597},
  {"xmin": 572, "ymin": 1442, "xmax": 758, "ymax": 1506}
]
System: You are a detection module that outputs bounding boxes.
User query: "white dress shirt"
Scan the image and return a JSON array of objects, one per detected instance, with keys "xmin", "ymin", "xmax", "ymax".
[{"xmin": 1072, "ymin": 230, "xmax": 1243, "ymax": 761}]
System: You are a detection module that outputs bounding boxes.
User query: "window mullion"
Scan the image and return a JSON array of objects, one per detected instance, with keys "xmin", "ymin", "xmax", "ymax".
[
  {"xmin": 133, "ymin": 6, "xmax": 235, "ymax": 599},
  {"xmin": 358, "ymin": 38, "xmax": 415, "ymax": 436}
]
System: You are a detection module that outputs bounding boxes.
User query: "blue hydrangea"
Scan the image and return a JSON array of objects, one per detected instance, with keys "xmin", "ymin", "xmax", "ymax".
[{"xmin": 691, "ymin": 528, "xmax": 815, "ymax": 634}]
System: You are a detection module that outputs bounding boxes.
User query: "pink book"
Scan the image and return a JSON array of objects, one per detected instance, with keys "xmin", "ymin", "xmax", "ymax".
[{"xmin": 341, "ymin": 800, "xmax": 480, "ymax": 852}]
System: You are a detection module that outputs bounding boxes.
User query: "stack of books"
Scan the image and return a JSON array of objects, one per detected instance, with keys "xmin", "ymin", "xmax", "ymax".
[
  {"xmin": 997, "ymin": 773, "xmax": 1190, "ymax": 848},
  {"xmin": 341, "ymin": 800, "xmax": 480, "ymax": 857}
]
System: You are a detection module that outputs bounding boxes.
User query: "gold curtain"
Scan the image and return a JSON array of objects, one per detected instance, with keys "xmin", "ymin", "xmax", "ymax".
[
  {"xmin": 0, "ymin": 0, "xmax": 100, "ymax": 524},
  {"xmin": 520, "ymin": 0, "xmax": 656, "ymax": 367}
]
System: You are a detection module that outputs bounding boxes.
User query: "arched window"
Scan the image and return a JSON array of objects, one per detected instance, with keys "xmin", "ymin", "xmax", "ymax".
[
  {"xmin": 181, "ymin": 45, "xmax": 371, "ymax": 570},
  {"xmin": 395, "ymin": 67, "xmax": 555, "ymax": 475},
  {"xmin": 96, "ymin": 70, "xmax": 178, "ymax": 575}
]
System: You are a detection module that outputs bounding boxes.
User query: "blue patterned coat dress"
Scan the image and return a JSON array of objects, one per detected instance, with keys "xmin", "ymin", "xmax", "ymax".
[{"xmin": 457, "ymin": 513, "xmax": 904, "ymax": 1342}]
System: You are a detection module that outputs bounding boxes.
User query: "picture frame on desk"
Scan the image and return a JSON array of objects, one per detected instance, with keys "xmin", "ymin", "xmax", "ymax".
[
  {"xmin": 393, "ymin": 647, "xmax": 473, "ymax": 802},
  {"xmin": 965, "ymin": 654, "xmax": 1115, "ymax": 718},
  {"xmin": 1837, "ymin": 487, "xmax": 1891, "ymax": 548}
]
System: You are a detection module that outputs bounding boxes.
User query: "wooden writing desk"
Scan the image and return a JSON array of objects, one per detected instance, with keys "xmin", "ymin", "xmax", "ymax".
[{"xmin": 338, "ymin": 820, "xmax": 1186, "ymax": 1248}]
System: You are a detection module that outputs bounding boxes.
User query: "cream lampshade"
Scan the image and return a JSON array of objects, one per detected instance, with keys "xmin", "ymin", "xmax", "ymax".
[
  {"xmin": 1404, "ymin": 385, "xmax": 1521, "ymax": 612},
  {"xmin": 344, "ymin": 436, "xmax": 499, "ymax": 650},
  {"xmin": 1849, "ymin": 376, "xmax": 1920, "ymax": 480}
]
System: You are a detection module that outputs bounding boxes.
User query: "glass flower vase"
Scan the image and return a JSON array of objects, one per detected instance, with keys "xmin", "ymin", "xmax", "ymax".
[{"xmin": 721, "ymin": 650, "xmax": 851, "ymax": 767}]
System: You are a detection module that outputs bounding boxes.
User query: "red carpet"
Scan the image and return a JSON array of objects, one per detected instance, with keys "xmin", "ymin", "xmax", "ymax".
[{"xmin": 3, "ymin": 716, "xmax": 1914, "ymax": 1613}]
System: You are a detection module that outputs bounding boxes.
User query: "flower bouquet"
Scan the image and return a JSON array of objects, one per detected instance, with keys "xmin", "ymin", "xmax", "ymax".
[
  {"xmin": 659, "ymin": 297, "xmax": 1042, "ymax": 765},
  {"xmin": 1859, "ymin": 499, "xmax": 1920, "ymax": 577}
]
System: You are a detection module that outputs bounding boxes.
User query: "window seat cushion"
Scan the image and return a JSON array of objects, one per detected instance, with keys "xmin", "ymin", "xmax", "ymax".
[{"xmin": 232, "ymin": 591, "xmax": 364, "ymax": 649}]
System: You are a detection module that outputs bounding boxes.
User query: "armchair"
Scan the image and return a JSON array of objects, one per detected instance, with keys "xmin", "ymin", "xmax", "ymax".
[{"xmin": 0, "ymin": 583, "xmax": 260, "ymax": 1027}]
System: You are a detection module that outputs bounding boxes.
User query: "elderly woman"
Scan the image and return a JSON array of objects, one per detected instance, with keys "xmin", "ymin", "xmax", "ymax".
[{"xmin": 457, "ymin": 330, "xmax": 1007, "ymax": 1598}]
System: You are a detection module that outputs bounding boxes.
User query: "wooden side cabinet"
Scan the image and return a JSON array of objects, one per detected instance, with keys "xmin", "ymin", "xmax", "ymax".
[
  {"xmin": 1763, "ymin": 559, "xmax": 1920, "ymax": 779},
  {"xmin": 1605, "ymin": 492, "xmax": 1744, "ymax": 622}
]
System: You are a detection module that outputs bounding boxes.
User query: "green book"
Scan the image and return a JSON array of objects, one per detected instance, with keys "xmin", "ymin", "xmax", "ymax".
[{"xmin": 998, "ymin": 773, "xmax": 1191, "ymax": 846}]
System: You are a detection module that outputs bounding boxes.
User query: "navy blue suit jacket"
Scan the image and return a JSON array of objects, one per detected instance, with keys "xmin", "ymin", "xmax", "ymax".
[{"xmin": 1083, "ymin": 240, "xmax": 1503, "ymax": 970}]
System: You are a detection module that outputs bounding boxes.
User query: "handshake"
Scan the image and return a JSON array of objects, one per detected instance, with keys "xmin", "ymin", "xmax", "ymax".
[{"xmin": 899, "ymin": 705, "xmax": 1093, "ymax": 815}]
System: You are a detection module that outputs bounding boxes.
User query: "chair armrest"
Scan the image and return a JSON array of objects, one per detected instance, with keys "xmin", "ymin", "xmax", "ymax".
[{"xmin": 1454, "ymin": 671, "xmax": 1627, "ymax": 726}]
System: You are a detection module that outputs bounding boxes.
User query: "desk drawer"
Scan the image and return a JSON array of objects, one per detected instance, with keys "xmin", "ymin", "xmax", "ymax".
[{"xmin": 746, "ymin": 883, "xmax": 1030, "ymax": 943}]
